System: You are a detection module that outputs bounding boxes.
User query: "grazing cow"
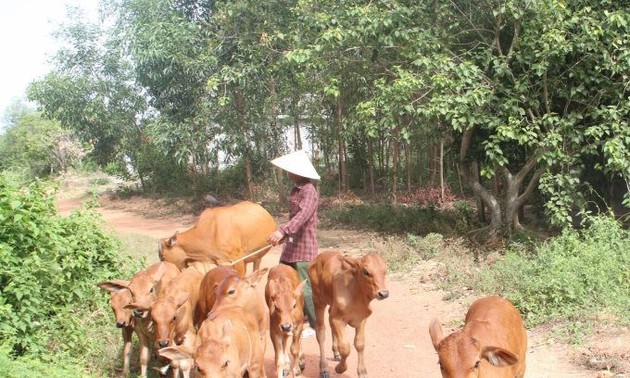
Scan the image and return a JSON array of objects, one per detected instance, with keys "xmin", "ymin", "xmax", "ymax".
[
  {"xmin": 158, "ymin": 201, "xmax": 276, "ymax": 274},
  {"xmin": 308, "ymin": 250, "xmax": 389, "ymax": 378},
  {"xmin": 429, "ymin": 296, "xmax": 527, "ymax": 378},
  {"xmin": 211, "ymin": 268, "xmax": 270, "ymax": 354},
  {"xmin": 104, "ymin": 261, "xmax": 180, "ymax": 378},
  {"xmin": 194, "ymin": 265, "xmax": 240, "ymax": 329},
  {"xmin": 97, "ymin": 279, "xmax": 134, "ymax": 376},
  {"xmin": 144, "ymin": 267, "xmax": 204, "ymax": 378},
  {"xmin": 159, "ymin": 306, "xmax": 267, "ymax": 378},
  {"xmin": 265, "ymin": 264, "xmax": 307, "ymax": 378}
]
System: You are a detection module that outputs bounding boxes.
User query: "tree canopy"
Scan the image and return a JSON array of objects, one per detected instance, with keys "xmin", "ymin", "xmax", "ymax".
[{"xmin": 23, "ymin": 0, "xmax": 629, "ymax": 233}]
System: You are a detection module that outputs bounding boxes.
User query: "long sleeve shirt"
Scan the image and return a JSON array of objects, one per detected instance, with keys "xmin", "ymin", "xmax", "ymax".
[{"xmin": 279, "ymin": 181, "xmax": 319, "ymax": 263}]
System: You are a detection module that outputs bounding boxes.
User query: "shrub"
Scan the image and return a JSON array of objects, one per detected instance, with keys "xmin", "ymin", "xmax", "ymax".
[
  {"xmin": 480, "ymin": 215, "xmax": 630, "ymax": 328},
  {"xmin": 0, "ymin": 173, "xmax": 140, "ymax": 369}
]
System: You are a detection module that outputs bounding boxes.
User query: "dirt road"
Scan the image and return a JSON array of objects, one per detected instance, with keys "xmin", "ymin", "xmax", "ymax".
[{"xmin": 60, "ymin": 197, "xmax": 610, "ymax": 377}]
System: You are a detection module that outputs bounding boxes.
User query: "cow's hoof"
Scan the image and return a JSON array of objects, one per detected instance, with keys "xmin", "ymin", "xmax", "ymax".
[
  {"xmin": 335, "ymin": 361, "xmax": 348, "ymax": 374},
  {"xmin": 333, "ymin": 354, "xmax": 341, "ymax": 361},
  {"xmin": 320, "ymin": 372, "xmax": 330, "ymax": 378},
  {"xmin": 282, "ymin": 369, "xmax": 290, "ymax": 377},
  {"xmin": 299, "ymin": 359, "xmax": 306, "ymax": 370}
]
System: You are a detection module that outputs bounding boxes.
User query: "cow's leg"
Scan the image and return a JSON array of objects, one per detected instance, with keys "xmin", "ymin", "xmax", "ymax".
[
  {"xmin": 138, "ymin": 341, "xmax": 150, "ymax": 378},
  {"xmin": 170, "ymin": 359, "xmax": 181, "ymax": 378},
  {"xmin": 313, "ymin": 301, "xmax": 329, "ymax": 378},
  {"xmin": 330, "ymin": 316, "xmax": 350, "ymax": 374},
  {"xmin": 328, "ymin": 313, "xmax": 340, "ymax": 361},
  {"xmin": 354, "ymin": 319, "xmax": 368, "ymax": 378},
  {"xmin": 271, "ymin": 332, "xmax": 286, "ymax": 378},
  {"xmin": 178, "ymin": 357, "xmax": 194, "ymax": 378},
  {"xmin": 121, "ymin": 326, "xmax": 133, "ymax": 376},
  {"xmin": 291, "ymin": 321, "xmax": 305, "ymax": 375}
]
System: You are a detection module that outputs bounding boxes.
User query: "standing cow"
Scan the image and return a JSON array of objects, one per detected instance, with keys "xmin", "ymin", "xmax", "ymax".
[
  {"xmin": 429, "ymin": 295, "xmax": 527, "ymax": 378},
  {"xmin": 158, "ymin": 201, "xmax": 276, "ymax": 274},
  {"xmin": 97, "ymin": 279, "xmax": 134, "ymax": 376},
  {"xmin": 100, "ymin": 261, "xmax": 180, "ymax": 378},
  {"xmin": 147, "ymin": 267, "xmax": 203, "ymax": 378},
  {"xmin": 308, "ymin": 250, "xmax": 389, "ymax": 378},
  {"xmin": 265, "ymin": 264, "xmax": 307, "ymax": 378}
]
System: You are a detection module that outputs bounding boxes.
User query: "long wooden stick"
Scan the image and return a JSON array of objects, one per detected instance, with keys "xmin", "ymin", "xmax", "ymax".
[{"xmin": 229, "ymin": 244, "xmax": 272, "ymax": 265}]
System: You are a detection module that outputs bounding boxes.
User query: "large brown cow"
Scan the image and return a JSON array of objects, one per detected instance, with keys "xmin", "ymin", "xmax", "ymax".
[
  {"xmin": 159, "ymin": 306, "xmax": 267, "ymax": 378},
  {"xmin": 103, "ymin": 261, "xmax": 180, "ymax": 378},
  {"xmin": 429, "ymin": 296, "xmax": 527, "ymax": 378},
  {"xmin": 194, "ymin": 265, "xmax": 240, "ymax": 329},
  {"xmin": 265, "ymin": 264, "xmax": 307, "ymax": 378},
  {"xmin": 97, "ymin": 280, "xmax": 134, "ymax": 376},
  {"xmin": 158, "ymin": 201, "xmax": 276, "ymax": 274},
  {"xmin": 308, "ymin": 250, "xmax": 389, "ymax": 378}
]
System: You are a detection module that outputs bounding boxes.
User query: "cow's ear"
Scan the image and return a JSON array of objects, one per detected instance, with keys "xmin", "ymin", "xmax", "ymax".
[
  {"xmin": 267, "ymin": 279, "xmax": 278, "ymax": 297},
  {"xmin": 294, "ymin": 279, "xmax": 307, "ymax": 297},
  {"xmin": 341, "ymin": 255, "xmax": 359, "ymax": 273},
  {"xmin": 158, "ymin": 346, "xmax": 191, "ymax": 362},
  {"xmin": 174, "ymin": 291, "xmax": 190, "ymax": 308},
  {"xmin": 97, "ymin": 280, "xmax": 130, "ymax": 293},
  {"xmin": 246, "ymin": 268, "xmax": 269, "ymax": 287},
  {"xmin": 167, "ymin": 231, "xmax": 179, "ymax": 247},
  {"xmin": 221, "ymin": 320, "xmax": 233, "ymax": 344},
  {"xmin": 428, "ymin": 318, "xmax": 444, "ymax": 351},
  {"xmin": 481, "ymin": 346, "xmax": 518, "ymax": 367}
]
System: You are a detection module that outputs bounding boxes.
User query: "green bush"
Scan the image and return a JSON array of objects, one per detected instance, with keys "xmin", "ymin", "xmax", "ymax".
[
  {"xmin": 482, "ymin": 215, "xmax": 630, "ymax": 328},
  {"xmin": 0, "ymin": 173, "xmax": 140, "ymax": 369}
]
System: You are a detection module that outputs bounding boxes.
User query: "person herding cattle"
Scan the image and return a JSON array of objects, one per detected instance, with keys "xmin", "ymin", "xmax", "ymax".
[{"xmin": 267, "ymin": 149, "xmax": 320, "ymax": 339}]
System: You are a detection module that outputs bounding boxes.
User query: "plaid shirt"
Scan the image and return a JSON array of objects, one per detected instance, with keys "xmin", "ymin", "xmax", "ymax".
[{"xmin": 279, "ymin": 181, "xmax": 319, "ymax": 263}]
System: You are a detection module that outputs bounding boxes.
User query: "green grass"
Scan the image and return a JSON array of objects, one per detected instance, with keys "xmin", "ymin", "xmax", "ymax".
[{"xmin": 114, "ymin": 231, "xmax": 158, "ymax": 264}]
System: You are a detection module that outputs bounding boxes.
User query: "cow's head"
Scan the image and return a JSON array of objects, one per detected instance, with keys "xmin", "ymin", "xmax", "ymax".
[
  {"xmin": 151, "ymin": 291, "xmax": 190, "ymax": 348},
  {"xmin": 211, "ymin": 268, "xmax": 269, "ymax": 313},
  {"xmin": 267, "ymin": 278, "xmax": 306, "ymax": 333},
  {"xmin": 160, "ymin": 320, "xmax": 241, "ymax": 378},
  {"xmin": 97, "ymin": 280, "xmax": 133, "ymax": 328},
  {"xmin": 158, "ymin": 231, "xmax": 188, "ymax": 269},
  {"xmin": 429, "ymin": 319, "xmax": 519, "ymax": 378},
  {"xmin": 126, "ymin": 262, "xmax": 177, "ymax": 319},
  {"xmin": 342, "ymin": 253, "xmax": 389, "ymax": 301}
]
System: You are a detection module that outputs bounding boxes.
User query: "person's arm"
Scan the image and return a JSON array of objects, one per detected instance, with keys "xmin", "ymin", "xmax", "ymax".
[{"xmin": 280, "ymin": 185, "xmax": 318, "ymax": 235}]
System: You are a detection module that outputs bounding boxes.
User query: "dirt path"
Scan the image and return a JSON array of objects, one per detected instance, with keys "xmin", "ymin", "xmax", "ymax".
[{"xmin": 59, "ymin": 197, "xmax": 615, "ymax": 378}]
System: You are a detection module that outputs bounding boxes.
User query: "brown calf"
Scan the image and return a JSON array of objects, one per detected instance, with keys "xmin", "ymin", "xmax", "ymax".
[
  {"xmin": 211, "ymin": 268, "xmax": 270, "ymax": 355},
  {"xmin": 194, "ymin": 265, "xmax": 240, "ymax": 329},
  {"xmin": 159, "ymin": 306, "xmax": 266, "ymax": 378},
  {"xmin": 429, "ymin": 295, "xmax": 527, "ymax": 378},
  {"xmin": 147, "ymin": 267, "xmax": 203, "ymax": 378},
  {"xmin": 158, "ymin": 201, "xmax": 276, "ymax": 274},
  {"xmin": 104, "ymin": 261, "xmax": 180, "ymax": 378},
  {"xmin": 308, "ymin": 250, "xmax": 389, "ymax": 378},
  {"xmin": 97, "ymin": 280, "xmax": 134, "ymax": 376},
  {"xmin": 265, "ymin": 264, "xmax": 307, "ymax": 378}
]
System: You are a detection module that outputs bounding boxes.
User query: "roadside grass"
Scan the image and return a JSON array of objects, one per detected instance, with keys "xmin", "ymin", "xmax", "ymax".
[
  {"xmin": 324, "ymin": 202, "xmax": 630, "ymax": 354},
  {"xmin": 114, "ymin": 231, "xmax": 158, "ymax": 264}
]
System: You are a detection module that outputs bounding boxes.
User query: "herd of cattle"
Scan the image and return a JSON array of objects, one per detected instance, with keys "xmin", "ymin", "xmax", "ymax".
[{"xmin": 97, "ymin": 201, "xmax": 528, "ymax": 378}]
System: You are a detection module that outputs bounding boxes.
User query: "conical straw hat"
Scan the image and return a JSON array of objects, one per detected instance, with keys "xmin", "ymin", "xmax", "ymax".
[{"xmin": 270, "ymin": 150, "xmax": 320, "ymax": 180}]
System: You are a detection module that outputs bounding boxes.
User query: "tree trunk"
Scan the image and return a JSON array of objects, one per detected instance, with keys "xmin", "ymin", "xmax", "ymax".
[
  {"xmin": 405, "ymin": 142, "xmax": 412, "ymax": 192},
  {"xmin": 336, "ymin": 97, "xmax": 348, "ymax": 191},
  {"xmin": 503, "ymin": 157, "xmax": 544, "ymax": 233},
  {"xmin": 367, "ymin": 138, "xmax": 375, "ymax": 196},
  {"xmin": 292, "ymin": 96, "xmax": 302, "ymax": 150},
  {"xmin": 439, "ymin": 137, "xmax": 445, "ymax": 202},
  {"xmin": 391, "ymin": 134, "xmax": 400, "ymax": 197}
]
